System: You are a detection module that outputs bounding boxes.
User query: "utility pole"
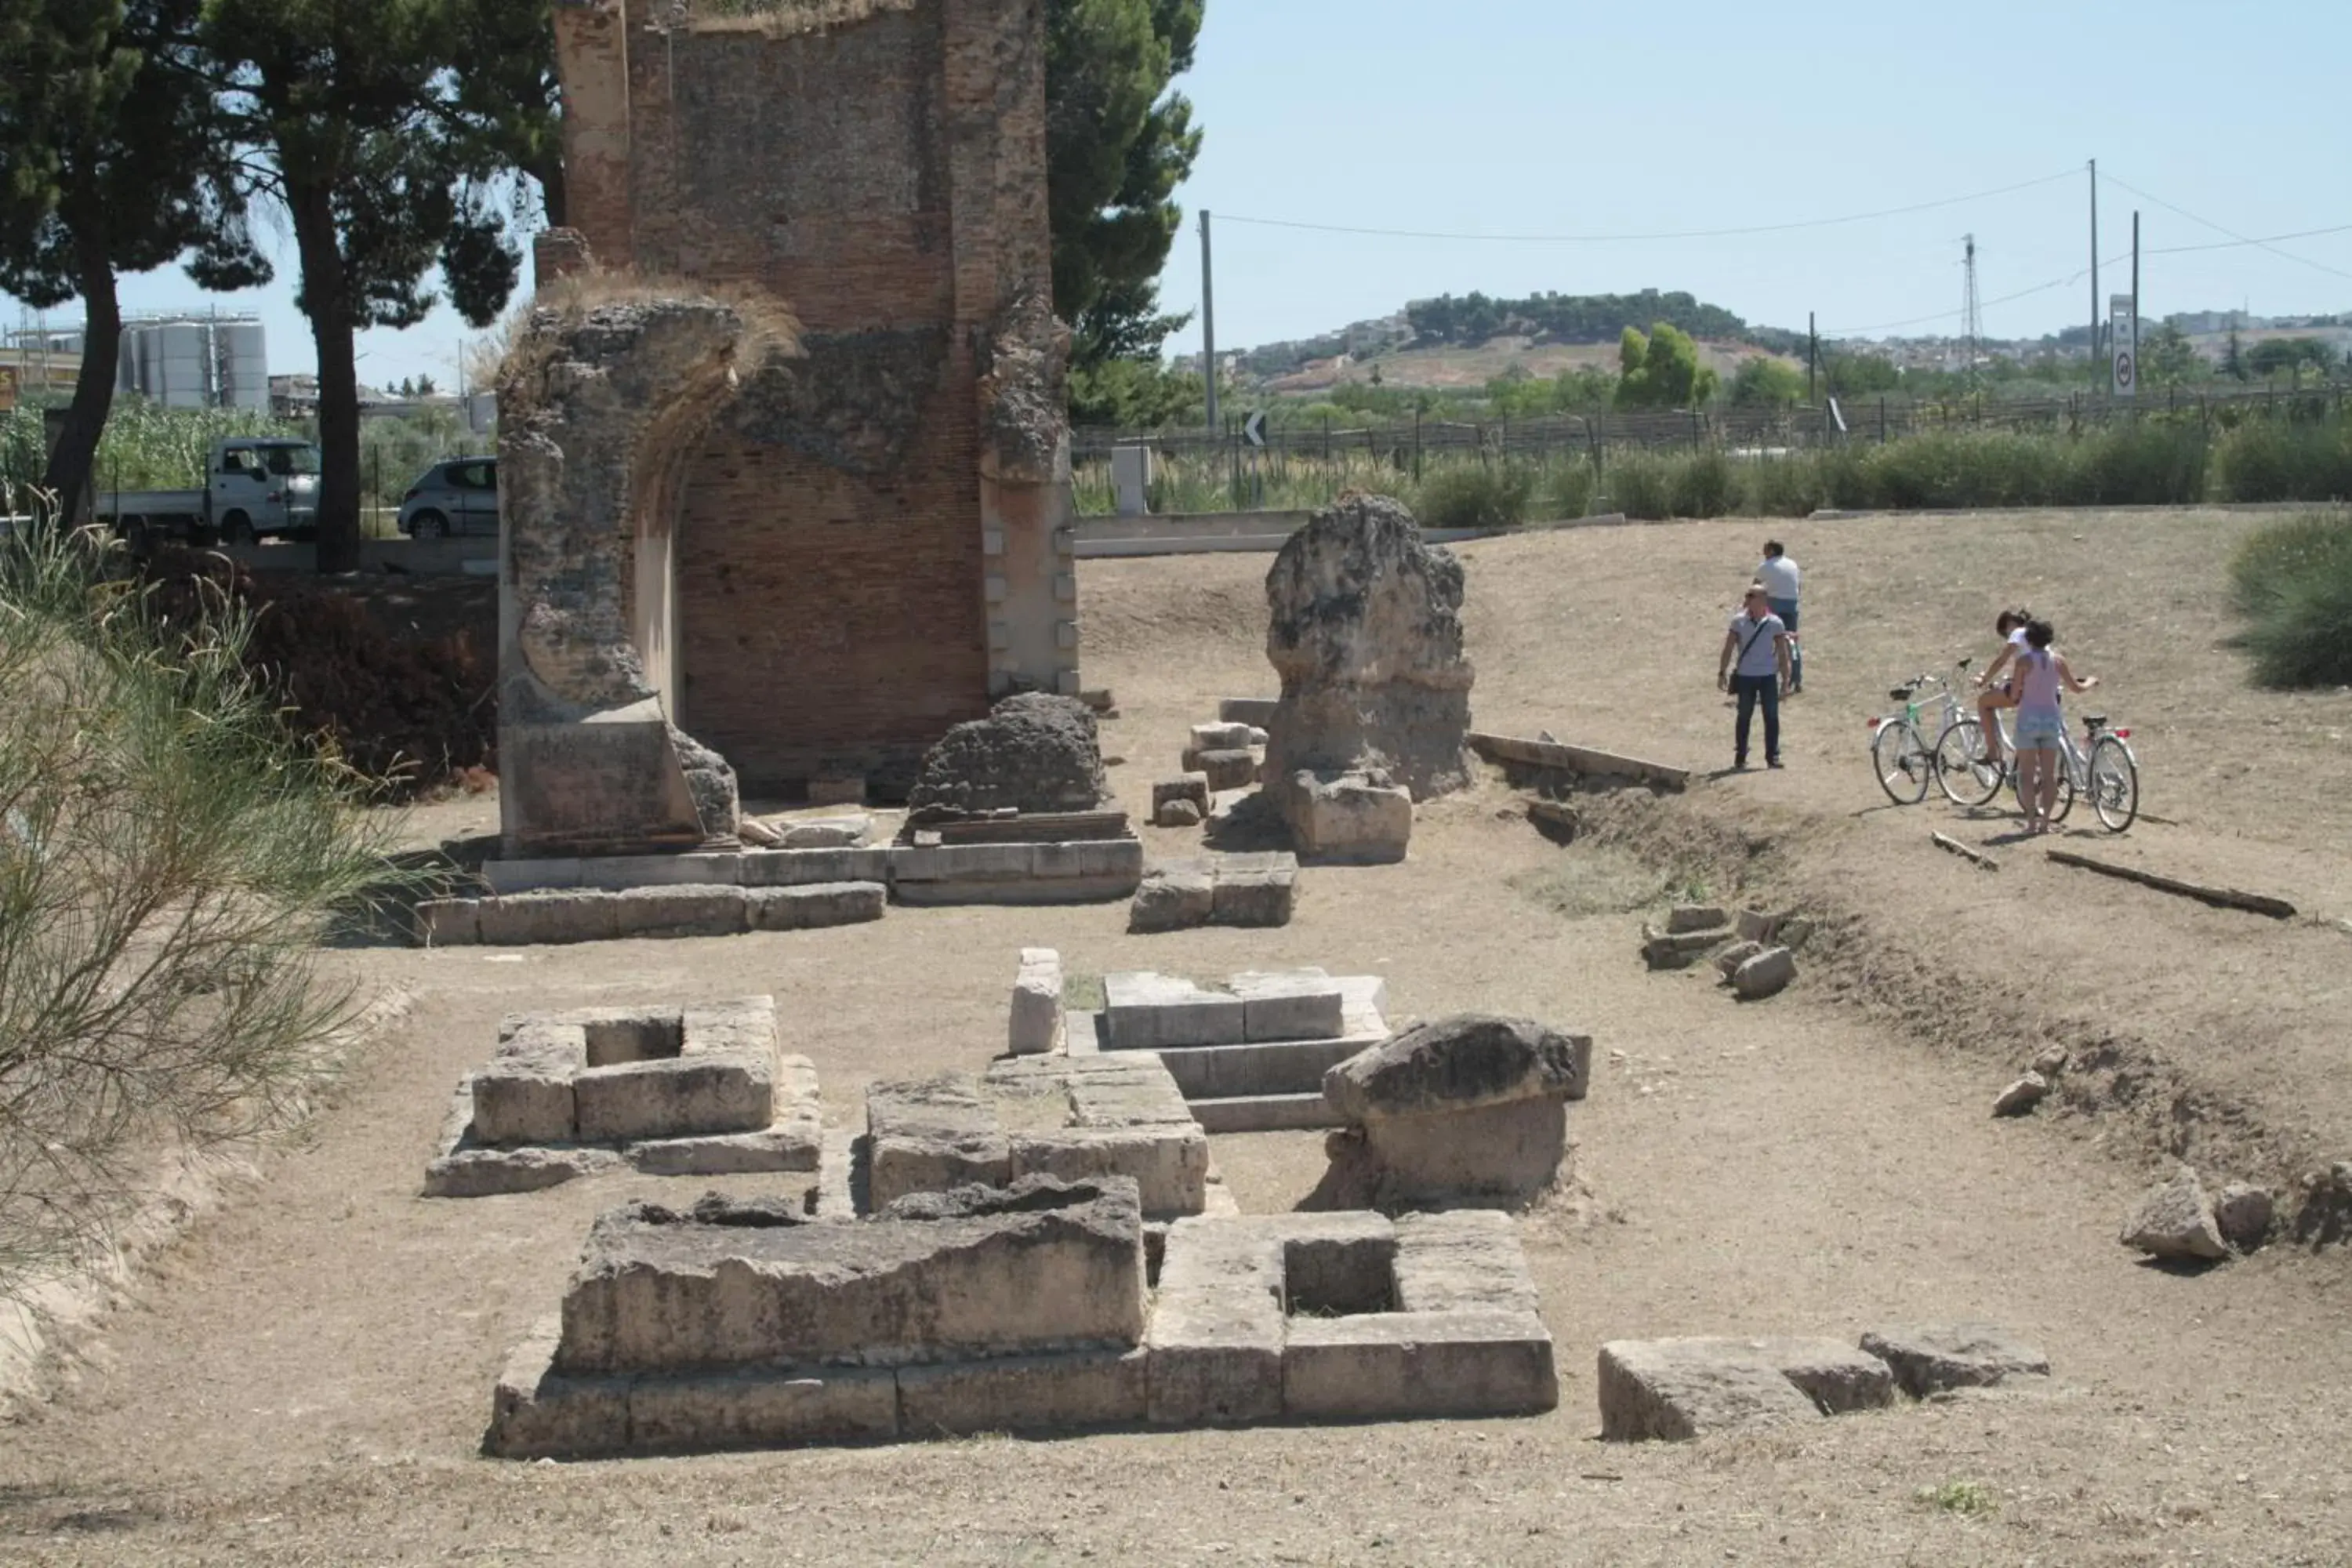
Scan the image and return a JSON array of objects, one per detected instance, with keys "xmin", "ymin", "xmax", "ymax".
[
  {"xmin": 2131, "ymin": 210, "xmax": 2140, "ymax": 365},
  {"xmin": 1200, "ymin": 209, "xmax": 1218, "ymax": 436},
  {"xmin": 2088, "ymin": 158, "xmax": 2100, "ymax": 393},
  {"xmin": 1807, "ymin": 311, "xmax": 1817, "ymax": 403},
  {"xmin": 1961, "ymin": 235, "xmax": 1982, "ymax": 390}
]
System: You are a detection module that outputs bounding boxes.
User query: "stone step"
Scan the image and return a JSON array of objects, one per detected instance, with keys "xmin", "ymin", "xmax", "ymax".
[
  {"xmin": 1149, "ymin": 1036, "xmax": 1370, "ymax": 1101},
  {"xmin": 1190, "ymin": 1092, "xmax": 1345, "ymax": 1134}
]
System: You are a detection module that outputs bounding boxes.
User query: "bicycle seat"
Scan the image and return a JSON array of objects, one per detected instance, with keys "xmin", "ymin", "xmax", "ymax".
[
  {"xmin": 1889, "ymin": 686, "xmax": 1915, "ymax": 702},
  {"xmin": 2082, "ymin": 713, "xmax": 2108, "ymax": 729}
]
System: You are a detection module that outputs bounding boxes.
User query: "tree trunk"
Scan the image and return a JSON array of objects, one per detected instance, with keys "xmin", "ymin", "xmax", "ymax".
[
  {"xmin": 39, "ymin": 238, "xmax": 123, "ymax": 528},
  {"xmin": 289, "ymin": 178, "xmax": 363, "ymax": 574}
]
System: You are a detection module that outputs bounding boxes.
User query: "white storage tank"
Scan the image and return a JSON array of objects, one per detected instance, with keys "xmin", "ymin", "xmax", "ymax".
[
  {"xmin": 157, "ymin": 323, "xmax": 209, "ymax": 408},
  {"xmin": 218, "ymin": 323, "xmax": 269, "ymax": 412}
]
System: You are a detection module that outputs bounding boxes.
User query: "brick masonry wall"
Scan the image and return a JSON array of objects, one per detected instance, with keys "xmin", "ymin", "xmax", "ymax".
[{"xmin": 553, "ymin": 0, "xmax": 1062, "ymax": 795}]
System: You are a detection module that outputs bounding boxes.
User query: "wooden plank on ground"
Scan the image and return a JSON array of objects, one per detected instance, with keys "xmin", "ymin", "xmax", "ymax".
[
  {"xmin": 2045, "ymin": 848, "xmax": 2296, "ymax": 920},
  {"xmin": 1468, "ymin": 731, "xmax": 1691, "ymax": 791},
  {"xmin": 1932, "ymin": 831, "xmax": 1999, "ymax": 870}
]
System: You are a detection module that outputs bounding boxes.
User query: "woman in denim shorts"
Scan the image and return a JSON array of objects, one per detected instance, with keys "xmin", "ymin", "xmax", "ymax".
[{"xmin": 2012, "ymin": 619, "xmax": 2100, "ymax": 834}]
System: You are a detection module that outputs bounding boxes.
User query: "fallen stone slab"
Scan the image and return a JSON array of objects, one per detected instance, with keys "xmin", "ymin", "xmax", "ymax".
[
  {"xmin": 1155, "ymin": 798, "xmax": 1203, "ymax": 828},
  {"xmin": 1008, "ymin": 947, "xmax": 1065, "ymax": 1057},
  {"xmin": 1667, "ymin": 904, "xmax": 1729, "ymax": 934},
  {"xmin": 1711, "ymin": 939, "xmax": 1766, "ymax": 979},
  {"xmin": 1642, "ymin": 922, "xmax": 1733, "ymax": 971},
  {"xmin": 1857, "ymin": 1324, "xmax": 2051, "ymax": 1396},
  {"xmin": 2119, "ymin": 1168, "xmax": 2230, "ymax": 1262},
  {"xmin": 1325, "ymin": 1014, "xmax": 1591, "ymax": 1120},
  {"xmin": 1598, "ymin": 1341, "xmax": 1810, "ymax": 1440},
  {"xmin": 1129, "ymin": 853, "xmax": 1300, "ymax": 934},
  {"xmin": 1190, "ymin": 721, "xmax": 1256, "ymax": 753},
  {"xmin": 425, "ymin": 1142, "xmax": 622, "ymax": 1199},
  {"xmin": 1185, "ymin": 747, "xmax": 1259, "ymax": 791},
  {"xmin": 1218, "ymin": 697, "xmax": 1279, "ymax": 728},
  {"xmin": 746, "ymin": 880, "xmax": 887, "ymax": 932},
  {"xmin": 1732, "ymin": 946, "xmax": 1797, "ymax": 1000},
  {"xmin": 1153, "ymin": 773, "xmax": 1211, "ymax": 818},
  {"xmin": 1104, "ymin": 972, "xmax": 1247, "ymax": 1050},
  {"xmin": 1283, "ymin": 1310, "xmax": 1557, "ymax": 1421}
]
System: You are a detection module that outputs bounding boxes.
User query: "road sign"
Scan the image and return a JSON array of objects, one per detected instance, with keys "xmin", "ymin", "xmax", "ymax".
[
  {"xmin": 2111, "ymin": 292, "xmax": 2136, "ymax": 397},
  {"xmin": 1242, "ymin": 409, "xmax": 1267, "ymax": 448}
]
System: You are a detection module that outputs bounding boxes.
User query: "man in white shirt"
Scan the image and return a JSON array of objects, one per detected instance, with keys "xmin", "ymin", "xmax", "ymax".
[
  {"xmin": 1756, "ymin": 541, "xmax": 1802, "ymax": 694},
  {"xmin": 1716, "ymin": 583, "xmax": 1794, "ymax": 769}
]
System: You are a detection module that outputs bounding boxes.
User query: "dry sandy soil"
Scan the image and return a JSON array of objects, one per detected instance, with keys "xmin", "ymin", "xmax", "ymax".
[{"xmin": 3, "ymin": 507, "xmax": 2350, "ymax": 1566}]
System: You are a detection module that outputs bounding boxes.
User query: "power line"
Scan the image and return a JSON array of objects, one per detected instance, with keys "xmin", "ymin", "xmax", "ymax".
[
  {"xmin": 2104, "ymin": 174, "xmax": 2352, "ymax": 282},
  {"xmin": 1212, "ymin": 169, "xmax": 2081, "ymax": 245}
]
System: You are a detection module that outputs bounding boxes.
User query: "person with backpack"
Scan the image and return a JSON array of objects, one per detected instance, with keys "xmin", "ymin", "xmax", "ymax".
[
  {"xmin": 1716, "ymin": 583, "xmax": 1794, "ymax": 770},
  {"xmin": 2013, "ymin": 619, "xmax": 2100, "ymax": 834}
]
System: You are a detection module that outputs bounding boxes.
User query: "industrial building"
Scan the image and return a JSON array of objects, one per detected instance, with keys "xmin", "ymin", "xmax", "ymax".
[{"xmin": 5, "ymin": 313, "xmax": 268, "ymax": 412}]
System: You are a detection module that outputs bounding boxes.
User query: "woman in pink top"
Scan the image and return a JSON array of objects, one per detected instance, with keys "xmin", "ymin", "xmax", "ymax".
[{"xmin": 2012, "ymin": 619, "xmax": 2100, "ymax": 835}]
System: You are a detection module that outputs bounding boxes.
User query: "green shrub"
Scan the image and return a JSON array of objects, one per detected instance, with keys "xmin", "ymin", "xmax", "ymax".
[
  {"xmin": 1543, "ymin": 458, "xmax": 1598, "ymax": 521},
  {"xmin": 1412, "ymin": 461, "xmax": 1534, "ymax": 531},
  {"xmin": 0, "ymin": 521, "xmax": 397, "ymax": 1289},
  {"xmin": 2216, "ymin": 417, "xmax": 2352, "ymax": 503},
  {"xmin": 1607, "ymin": 451, "xmax": 1678, "ymax": 520},
  {"xmin": 2228, "ymin": 508, "xmax": 2352, "ymax": 687},
  {"xmin": 1673, "ymin": 449, "xmax": 1737, "ymax": 518}
]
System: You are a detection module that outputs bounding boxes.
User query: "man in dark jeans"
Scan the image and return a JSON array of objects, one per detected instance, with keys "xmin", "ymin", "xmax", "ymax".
[{"xmin": 1716, "ymin": 583, "xmax": 1794, "ymax": 770}]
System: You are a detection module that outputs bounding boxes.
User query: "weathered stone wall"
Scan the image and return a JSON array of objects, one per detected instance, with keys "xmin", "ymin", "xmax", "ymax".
[{"xmin": 550, "ymin": 0, "xmax": 1076, "ymax": 797}]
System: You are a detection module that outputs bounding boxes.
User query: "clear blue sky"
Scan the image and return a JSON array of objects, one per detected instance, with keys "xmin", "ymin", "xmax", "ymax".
[{"xmin": 13, "ymin": 0, "xmax": 2349, "ymax": 385}]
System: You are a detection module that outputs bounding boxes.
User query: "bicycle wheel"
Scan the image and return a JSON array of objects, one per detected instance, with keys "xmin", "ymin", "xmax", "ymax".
[
  {"xmin": 1872, "ymin": 720, "xmax": 1931, "ymax": 805},
  {"xmin": 2089, "ymin": 736, "xmax": 2139, "ymax": 833},
  {"xmin": 2009, "ymin": 755, "xmax": 2075, "ymax": 823},
  {"xmin": 1934, "ymin": 719, "xmax": 2003, "ymax": 808}
]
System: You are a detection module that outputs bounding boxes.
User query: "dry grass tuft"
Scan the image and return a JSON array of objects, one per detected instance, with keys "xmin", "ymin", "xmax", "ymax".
[{"xmin": 495, "ymin": 268, "xmax": 801, "ymax": 411}]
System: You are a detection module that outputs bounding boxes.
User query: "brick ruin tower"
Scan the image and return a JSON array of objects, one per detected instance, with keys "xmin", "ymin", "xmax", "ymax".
[{"xmin": 498, "ymin": 0, "xmax": 1079, "ymax": 855}]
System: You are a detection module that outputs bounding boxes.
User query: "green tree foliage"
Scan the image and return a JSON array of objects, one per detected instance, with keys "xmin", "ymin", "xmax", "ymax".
[
  {"xmin": 1615, "ymin": 322, "xmax": 1718, "ymax": 410},
  {"xmin": 2222, "ymin": 325, "xmax": 2249, "ymax": 381},
  {"xmin": 1047, "ymin": 0, "xmax": 1203, "ymax": 368},
  {"xmin": 203, "ymin": 0, "xmax": 525, "ymax": 572},
  {"xmin": 1727, "ymin": 355, "xmax": 1805, "ymax": 408},
  {"xmin": 0, "ymin": 0, "xmax": 267, "ymax": 516},
  {"xmin": 1821, "ymin": 346, "xmax": 1902, "ymax": 396},
  {"xmin": 1066, "ymin": 355, "xmax": 1202, "ymax": 428},
  {"xmin": 2139, "ymin": 322, "xmax": 2201, "ymax": 387},
  {"xmin": 1410, "ymin": 289, "xmax": 1747, "ymax": 348},
  {"xmin": 2245, "ymin": 337, "xmax": 2337, "ymax": 384}
]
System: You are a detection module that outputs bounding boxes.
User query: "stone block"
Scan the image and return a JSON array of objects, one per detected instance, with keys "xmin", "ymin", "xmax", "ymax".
[
  {"xmin": 1325, "ymin": 1014, "xmax": 1591, "ymax": 1120},
  {"xmin": 1188, "ymin": 748, "xmax": 1259, "ymax": 791},
  {"xmin": 1080, "ymin": 838, "xmax": 1145, "ymax": 880},
  {"xmin": 1009, "ymin": 947, "xmax": 1065, "ymax": 1056},
  {"xmin": 1103, "ymin": 972, "xmax": 1247, "ymax": 1050},
  {"xmin": 1191, "ymin": 721, "xmax": 1256, "ymax": 752},
  {"xmin": 1130, "ymin": 862, "xmax": 1215, "ymax": 934},
  {"xmin": 1154, "ymin": 798, "xmax": 1204, "ymax": 828},
  {"xmin": 746, "ymin": 880, "xmax": 887, "ymax": 932},
  {"xmin": 577, "ymin": 851, "xmax": 743, "ymax": 890},
  {"xmin": 416, "ymin": 898, "xmax": 482, "ymax": 946},
  {"xmin": 1858, "ymin": 1324, "xmax": 2051, "ymax": 1397},
  {"xmin": 1712, "ymin": 939, "xmax": 1766, "ymax": 979},
  {"xmin": 866, "ymin": 1074, "xmax": 1013, "ymax": 1208},
  {"xmin": 476, "ymin": 890, "xmax": 621, "ymax": 947},
  {"xmin": 779, "ymin": 815, "xmax": 871, "ymax": 849},
  {"xmin": 1351, "ymin": 1098, "xmax": 1567, "ymax": 1208},
  {"xmin": 1596, "ymin": 1338, "xmax": 1824, "ymax": 1442},
  {"xmin": 1153, "ymin": 1036, "xmax": 1368, "ymax": 1102},
  {"xmin": 1287, "ymin": 771, "xmax": 1414, "ymax": 865},
  {"xmin": 559, "ymin": 1180, "xmax": 1146, "ymax": 1377},
  {"xmin": 2119, "ymin": 1169, "xmax": 2230, "ymax": 1262},
  {"xmin": 1218, "ymin": 697, "xmax": 1279, "ymax": 728},
  {"xmin": 1145, "ymin": 1287, "xmax": 1285, "ymax": 1426},
  {"xmin": 626, "ymin": 1366, "xmax": 899, "ymax": 1452},
  {"xmin": 1229, "ymin": 970, "xmax": 1345, "ymax": 1042},
  {"xmin": 1732, "ymin": 946, "xmax": 1797, "ymax": 1000},
  {"xmin": 1009, "ymin": 1127, "xmax": 1209, "ymax": 1218},
  {"xmin": 1210, "ymin": 859, "xmax": 1298, "ymax": 927},
  {"xmin": 625, "ymin": 1127, "xmax": 822, "ymax": 1177},
  {"xmin": 2216, "ymin": 1183, "xmax": 2274, "ymax": 1252},
  {"xmin": 1153, "ymin": 775, "xmax": 1213, "ymax": 816},
  {"xmin": 1667, "ymin": 904, "xmax": 1730, "ymax": 934},
  {"xmin": 741, "ymin": 847, "xmax": 892, "ymax": 887},
  {"xmin": 575, "ymin": 1051, "xmax": 772, "ymax": 1144},
  {"xmin": 484, "ymin": 1318, "xmax": 632, "ymax": 1460},
  {"xmin": 898, "ymin": 1349, "xmax": 1149, "ymax": 1437},
  {"xmin": 470, "ymin": 1027, "xmax": 586, "ymax": 1146},
  {"xmin": 1735, "ymin": 907, "xmax": 1788, "ymax": 944},
  {"xmin": 610, "ymin": 884, "xmax": 748, "ymax": 941},
  {"xmin": 1283, "ymin": 1312, "xmax": 1558, "ymax": 1421},
  {"xmin": 1392, "ymin": 1210, "xmax": 1544, "ymax": 1316},
  {"xmin": 424, "ymin": 1145, "xmax": 620, "ymax": 1199}
]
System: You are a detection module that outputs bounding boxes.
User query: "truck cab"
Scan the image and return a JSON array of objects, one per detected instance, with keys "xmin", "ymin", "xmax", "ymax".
[{"xmin": 211, "ymin": 438, "xmax": 321, "ymax": 542}]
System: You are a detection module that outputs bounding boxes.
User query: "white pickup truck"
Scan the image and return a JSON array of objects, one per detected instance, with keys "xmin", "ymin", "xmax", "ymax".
[{"xmin": 93, "ymin": 437, "xmax": 323, "ymax": 546}]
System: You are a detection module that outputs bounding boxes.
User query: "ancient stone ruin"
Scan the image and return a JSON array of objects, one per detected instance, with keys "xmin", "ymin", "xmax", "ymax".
[
  {"xmin": 1261, "ymin": 495, "xmax": 1475, "ymax": 862},
  {"xmin": 425, "ymin": 998, "xmax": 824, "ymax": 1196},
  {"xmin": 499, "ymin": 0, "xmax": 1080, "ymax": 858},
  {"xmin": 1309, "ymin": 1014, "xmax": 1591, "ymax": 1210},
  {"xmin": 906, "ymin": 692, "xmax": 1109, "ymax": 817},
  {"xmin": 486, "ymin": 1178, "xmax": 1559, "ymax": 1457},
  {"xmin": 1084, "ymin": 968, "xmax": 1393, "ymax": 1132}
]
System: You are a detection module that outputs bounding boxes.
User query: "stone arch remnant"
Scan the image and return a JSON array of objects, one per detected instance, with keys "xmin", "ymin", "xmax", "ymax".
[{"xmin": 498, "ymin": 276, "xmax": 798, "ymax": 855}]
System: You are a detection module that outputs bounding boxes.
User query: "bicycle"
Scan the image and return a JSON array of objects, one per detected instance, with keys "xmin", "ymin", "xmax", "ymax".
[
  {"xmin": 1867, "ymin": 656, "xmax": 1974, "ymax": 805},
  {"xmin": 1934, "ymin": 706, "xmax": 2140, "ymax": 832}
]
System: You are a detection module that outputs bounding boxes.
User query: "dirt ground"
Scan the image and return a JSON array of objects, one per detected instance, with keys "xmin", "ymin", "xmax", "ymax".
[{"xmin": 4, "ymin": 508, "xmax": 2351, "ymax": 1566}]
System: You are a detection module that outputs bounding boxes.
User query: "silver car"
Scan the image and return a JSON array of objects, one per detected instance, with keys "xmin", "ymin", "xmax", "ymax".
[{"xmin": 397, "ymin": 456, "xmax": 499, "ymax": 537}]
